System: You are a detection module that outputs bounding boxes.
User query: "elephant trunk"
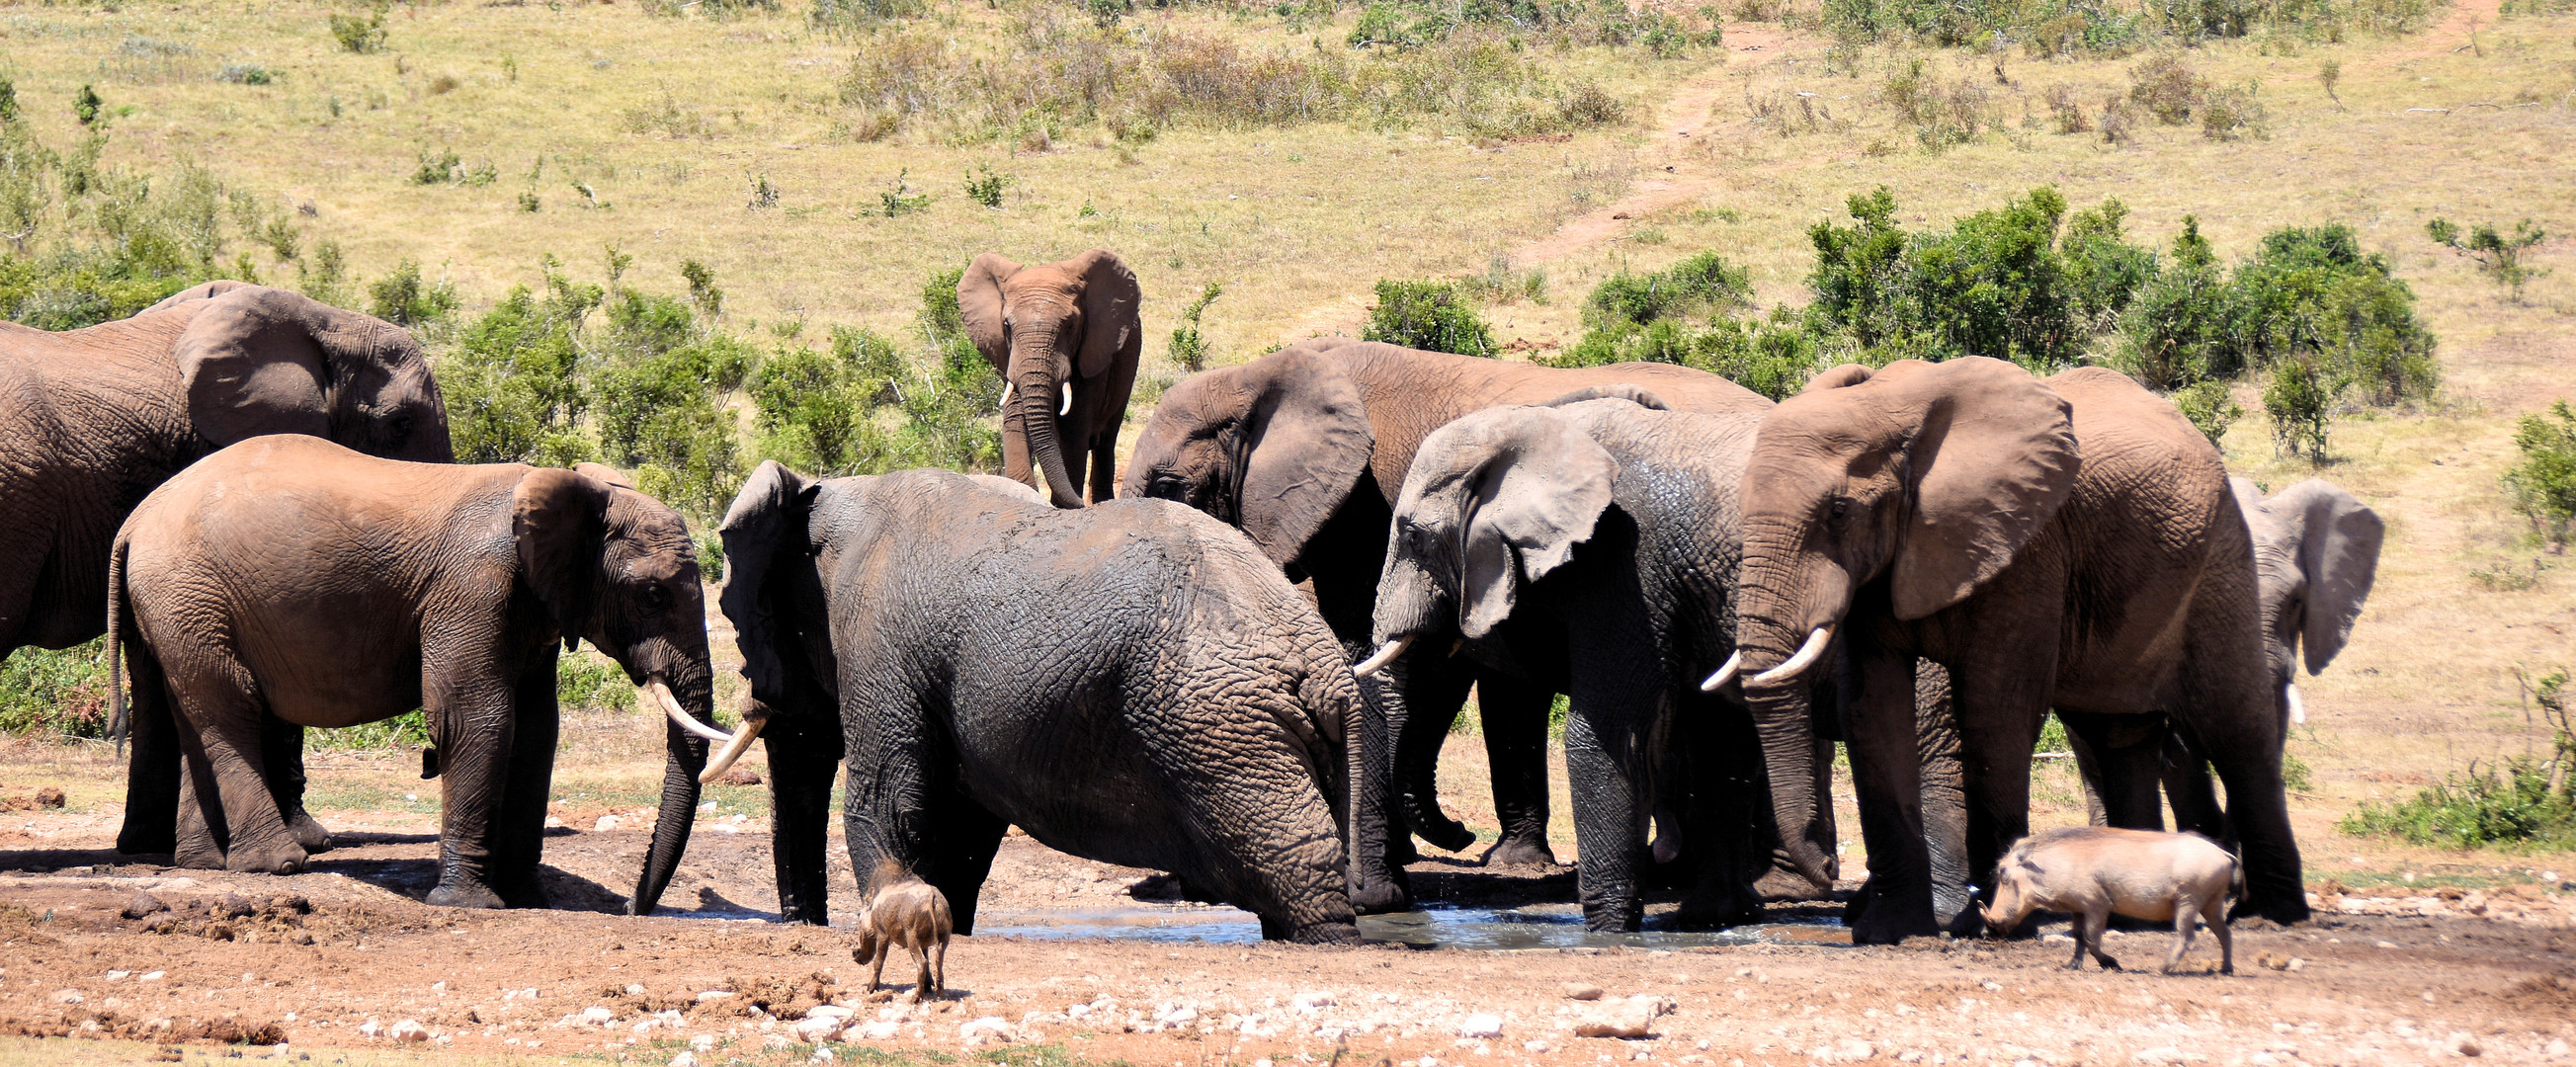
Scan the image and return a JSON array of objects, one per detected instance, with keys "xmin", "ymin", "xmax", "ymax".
[
  {"xmin": 1014, "ymin": 354, "xmax": 1083, "ymax": 509},
  {"xmin": 1733, "ymin": 542, "xmax": 1845, "ymax": 892},
  {"xmin": 627, "ymin": 666, "xmax": 715, "ymax": 916}
]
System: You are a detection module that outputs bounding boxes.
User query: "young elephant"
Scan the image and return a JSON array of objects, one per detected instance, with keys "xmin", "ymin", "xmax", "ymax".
[
  {"xmin": 110, "ymin": 436, "xmax": 737, "ymax": 913},
  {"xmin": 1982, "ymin": 827, "xmax": 2239, "ymax": 974},
  {"xmin": 854, "ymin": 858, "xmax": 953, "ymax": 1003},
  {"xmin": 719, "ymin": 463, "xmax": 1396, "ymax": 943}
]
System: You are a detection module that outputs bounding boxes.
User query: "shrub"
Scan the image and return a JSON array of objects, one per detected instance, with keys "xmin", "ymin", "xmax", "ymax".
[
  {"xmin": 1802, "ymin": 185, "xmax": 2127, "ymax": 369},
  {"xmin": 74, "ymin": 86, "xmax": 103, "ymax": 127},
  {"xmin": 367, "ymin": 259, "xmax": 459, "ymax": 328},
  {"xmin": 2263, "ymin": 354, "xmax": 2336, "ymax": 459},
  {"xmin": 2339, "ymin": 758, "xmax": 2575, "ymax": 851},
  {"xmin": 962, "ymin": 165, "xmax": 1007, "ymax": 209},
  {"xmin": 0, "ymin": 640, "xmax": 113, "ymax": 740},
  {"xmin": 2200, "ymin": 80, "xmax": 2267, "ymax": 140},
  {"xmin": 2112, "ymin": 216, "xmax": 2229, "ymax": 390},
  {"xmin": 2504, "ymin": 400, "xmax": 2576, "ymax": 546},
  {"xmin": 2128, "ymin": 53, "xmax": 2204, "ymax": 124},
  {"xmin": 330, "ymin": 10, "xmax": 388, "ymax": 54},
  {"xmin": 1584, "ymin": 251, "xmax": 1752, "ymax": 328},
  {"xmin": 219, "ymin": 64, "xmax": 277, "ymax": 86},
  {"xmin": 1169, "ymin": 281, "xmax": 1224, "ymax": 373},
  {"xmin": 2172, "ymin": 380, "xmax": 2242, "ymax": 447},
  {"xmin": 2427, "ymin": 217, "xmax": 2549, "ymax": 301},
  {"xmin": 297, "ymin": 239, "xmax": 351, "ymax": 308},
  {"xmin": 877, "ymin": 170, "xmax": 932, "ymax": 217},
  {"xmin": 1363, "ymin": 279, "xmax": 1495, "ymax": 357},
  {"xmin": 412, "ymin": 148, "xmax": 462, "ymax": 186},
  {"xmin": 2230, "ymin": 224, "xmax": 2438, "ymax": 406}
]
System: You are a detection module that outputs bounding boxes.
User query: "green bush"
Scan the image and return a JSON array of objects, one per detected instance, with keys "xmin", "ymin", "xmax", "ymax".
[
  {"xmin": 0, "ymin": 124, "xmax": 240, "ymax": 329},
  {"xmin": 2111, "ymin": 216, "xmax": 2230, "ymax": 390},
  {"xmin": 367, "ymin": 259, "xmax": 459, "ymax": 328},
  {"xmin": 2428, "ymin": 217, "xmax": 2549, "ymax": 301},
  {"xmin": 2171, "ymin": 379, "xmax": 2242, "ymax": 447},
  {"xmin": 1168, "ymin": 281, "xmax": 1224, "ymax": 373},
  {"xmin": 2230, "ymin": 224, "xmax": 2437, "ymax": 407},
  {"xmin": 0, "ymin": 640, "xmax": 113, "ymax": 740},
  {"xmin": 330, "ymin": 10, "xmax": 388, "ymax": 54},
  {"xmin": 2263, "ymin": 355, "xmax": 2336, "ymax": 459},
  {"xmin": 1583, "ymin": 250, "xmax": 1751, "ymax": 328},
  {"xmin": 1364, "ymin": 279, "xmax": 1495, "ymax": 357},
  {"xmin": 2505, "ymin": 400, "xmax": 2576, "ymax": 546},
  {"xmin": 2339, "ymin": 758, "xmax": 2575, "ymax": 851}
]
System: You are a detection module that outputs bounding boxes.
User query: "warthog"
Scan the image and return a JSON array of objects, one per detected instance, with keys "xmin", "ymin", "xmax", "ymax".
[
  {"xmin": 855, "ymin": 858, "xmax": 953, "ymax": 1002},
  {"xmin": 1982, "ymin": 827, "xmax": 2240, "ymax": 974}
]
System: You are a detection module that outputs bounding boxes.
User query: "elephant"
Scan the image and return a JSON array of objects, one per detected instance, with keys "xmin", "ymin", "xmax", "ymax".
[
  {"xmin": 108, "ymin": 435, "xmax": 728, "ymax": 913},
  {"xmin": 0, "ymin": 281, "xmax": 452, "ymax": 661},
  {"xmin": 2069, "ymin": 477, "xmax": 2382, "ymax": 836},
  {"xmin": 1720, "ymin": 357, "xmax": 2305, "ymax": 944},
  {"xmin": 1369, "ymin": 391, "xmax": 1829, "ymax": 931},
  {"xmin": 957, "ymin": 249, "xmax": 1142, "ymax": 508},
  {"xmin": 1123, "ymin": 337, "xmax": 1795, "ymax": 886},
  {"xmin": 717, "ymin": 461, "xmax": 1398, "ymax": 942}
]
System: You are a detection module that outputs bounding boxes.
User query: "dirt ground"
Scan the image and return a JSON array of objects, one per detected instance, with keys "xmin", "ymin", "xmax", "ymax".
[{"xmin": 2, "ymin": 732, "xmax": 2573, "ymax": 1067}]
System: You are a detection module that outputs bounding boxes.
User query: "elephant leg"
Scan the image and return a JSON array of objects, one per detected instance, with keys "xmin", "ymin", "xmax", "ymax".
[
  {"xmin": 488, "ymin": 662, "xmax": 559, "ymax": 909},
  {"xmin": 171, "ymin": 710, "xmax": 229, "ymax": 870},
  {"xmin": 2175, "ymin": 639, "xmax": 2306, "ymax": 925},
  {"xmin": 1952, "ymin": 658, "xmax": 2056, "ymax": 904},
  {"xmin": 167, "ymin": 667, "xmax": 306, "ymax": 875},
  {"xmin": 1915, "ymin": 662, "xmax": 1977, "ymax": 936},
  {"xmin": 1086, "ymin": 430, "xmax": 1118, "ymax": 506},
  {"xmin": 2064, "ymin": 713, "xmax": 2111, "ymax": 827},
  {"xmin": 1561, "ymin": 698, "xmax": 1652, "ymax": 932},
  {"xmin": 1842, "ymin": 638, "xmax": 1934, "ymax": 944},
  {"xmin": 1673, "ymin": 698, "xmax": 1765, "ymax": 928},
  {"xmin": 2160, "ymin": 730, "xmax": 2227, "ymax": 840},
  {"xmin": 1393, "ymin": 650, "xmax": 1477, "ymax": 854},
  {"xmin": 2058, "ymin": 710, "xmax": 2166, "ymax": 831},
  {"xmin": 423, "ymin": 668, "xmax": 520, "ymax": 910},
  {"xmin": 115, "ymin": 641, "xmax": 182, "ymax": 857},
  {"xmin": 262, "ymin": 716, "xmax": 331, "ymax": 856},
  {"xmin": 1475, "ymin": 679, "xmax": 1556, "ymax": 868},
  {"xmin": 915, "ymin": 790, "xmax": 1007, "ymax": 937},
  {"xmin": 767, "ymin": 715, "xmax": 844, "ymax": 925}
]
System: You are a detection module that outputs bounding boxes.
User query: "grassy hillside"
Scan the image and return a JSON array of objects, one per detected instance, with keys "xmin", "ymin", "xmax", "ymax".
[{"xmin": 2, "ymin": 0, "xmax": 2571, "ymax": 859}]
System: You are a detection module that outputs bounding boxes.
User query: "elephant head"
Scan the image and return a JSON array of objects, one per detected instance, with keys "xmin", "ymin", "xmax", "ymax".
[
  {"xmin": 2231, "ymin": 477, "xmax": 2382, "ymax": 725},
  {"xmin": 512, "ymin": 462, "xmax": 734, "ymax": 915},
  {"xmin": 958, "ymin": 250, "xmax": 1140, "ymax": 508},
  {"xmin": 158, "ymin": 282, "xmax": 454, "ymax": 463},
  {"xmin": 1724, "ymin": 357, "xmax": 2079, "ymax": 886},
  {"xmin": 716, "ymin": 460, "xmax": 836, "ymax": 727},
  {"xmin": 1122, "ymin": 346, "xmax": 1375, "ymax": 571}
]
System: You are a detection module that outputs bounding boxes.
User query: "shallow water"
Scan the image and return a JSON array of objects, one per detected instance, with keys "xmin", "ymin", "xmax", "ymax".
[{"xmin": 973, "ymin": 904, "xmax": 1853, "ymax": 949}]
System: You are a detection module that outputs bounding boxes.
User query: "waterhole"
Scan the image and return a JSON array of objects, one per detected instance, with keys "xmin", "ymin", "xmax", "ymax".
[{"xmin": 972, "ymin": 904, "xmax": 1852, "ymax": 949}]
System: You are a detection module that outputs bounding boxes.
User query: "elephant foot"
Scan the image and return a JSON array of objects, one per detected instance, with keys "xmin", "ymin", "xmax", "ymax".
[
  {"xmin": 1386, "ymin": 836, "xmax": 1422, "ymax": 866},
  {"xmin": 1478, "ymin": 836, "xmax": 1558, "ymax": 869},
  {"xmin": 2230, "ymin": 894, "xmax": 2311, "ymax": 926},
  {"xmin": 224, "ymin": 842, "xmax": 307, "ymax": 876},
  {"xmin": 1672, "ymin": 891, "xmax": 1762, "ymax": 931},
  {"xmin": 1848, "ymin": 896, "xmax": 1942, "ymax": 945},
  {"xmin": 1409, "ymin": 807, "xmax": 1477, "ymax": 853},
  {"xmin": 499, "ymin": 876, "xmax": 551, "ymax": 910},
  {"xmin": 116, "ymin": 822, "xmax": 178, "ymax": 858},
  {"xmin": 426, "ymin": 879, "xmax": 508, "ymax": 910},
  {"xmin": 1281, "ymin": 920, "xmax": 1362, "ymax": 945},
  {"xmin": 1753, "ymin": 864, "xmax": 1835, "ymax": 903},
  {"xmin": 1351, "ymin": 872, "xmax": 1413, "ymax": 916},
  {"xmin": 286, "ymin": 812, "xmax": 333, "ymax": 855}
]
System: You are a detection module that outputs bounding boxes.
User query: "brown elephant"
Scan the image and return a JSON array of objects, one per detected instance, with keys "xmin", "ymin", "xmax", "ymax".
[
  {"xmin": 2070, "ymin": 476, "xmax": 2381, "ymax": 837},
  {"xmin": 1122, "ymin": 338, "xmax": 1802, "ymax": 891},
  {"xmin": 0, "ymin": 281, "xmax": 452, "ymax": 660},
  {"xmin": 957, "ymin": 250, "xmax": 1141, "ymax": 508},
  {"xmin": 1723, "ymin": 357, "xmax": 2303, "ymax": 944},
  {"xmin": 109, "ymin": 436, "xmax": 731, "ymax": 913}
]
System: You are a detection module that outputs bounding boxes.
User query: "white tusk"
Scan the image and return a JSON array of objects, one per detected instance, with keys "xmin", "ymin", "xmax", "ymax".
[
  {"xmin": 1354, "ymin": 635, "xmax": 1414, "ymax": 678},
  {"xmin": 2285, "ymin": 682, "xmax": 2305, "ymax": 726},
  {"xmin": 699, "ymin": 715, "xmax": 768, "ymax": 784},
  {"xmin": 1699, "ymin": 650, "xmax": 1745, "ymax": 693},
  {"xmin": 1751, "ymin": 625, "xmax": 1835, "ymax": 686},
  {"xmin": 999, "ymin": 381, "xmax": 1013, "ymax": 411},
  {"xmin": 1060, "ymin": 382, "xmax": 1074, "ymax": 416},
  {"xmin": 647, "ymin": 681, "xmax": 734, "ymax": 744}
]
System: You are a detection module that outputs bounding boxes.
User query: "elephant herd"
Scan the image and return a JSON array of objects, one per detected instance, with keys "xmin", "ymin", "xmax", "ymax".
[{"xmin": 0, "ymin": 253, "xmax": 2383, "ymax": 946}]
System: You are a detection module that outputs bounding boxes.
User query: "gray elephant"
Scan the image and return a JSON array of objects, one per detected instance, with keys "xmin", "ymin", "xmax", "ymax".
[
  {"xmin": 957, "ymin": 250, "xmax": 1141, "ymax": 508},
  {"xmin": 1370, "ymin": 392, "xmax": 1829, "ymax": 931},
  {"xmin": 1722, "ymin": 358, "xmax": 2303, "ymax": 944},
  {"xmin": 2071, "ymin": 477, "xmax": 2382, "ymax": 835},
  {"xmin": 110, "ymin": 436, "xmax": 726, "ymax": 912},
  {"xmin": 1, "ymin": 281, "xmax": 451, "ymax": 660},
  {"xmin": 1124, "ymin": 338, "xmax": 1789, "ymax": 884},
  {"xmin": 717, "ymin": 462, "xmax": 1398, "ymax": 941}
]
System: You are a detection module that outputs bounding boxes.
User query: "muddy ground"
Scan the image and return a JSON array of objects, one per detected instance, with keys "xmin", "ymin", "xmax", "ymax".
[{"xmin": 2, "ymin": 747, "xmax": 2574, "ymax": 1067}]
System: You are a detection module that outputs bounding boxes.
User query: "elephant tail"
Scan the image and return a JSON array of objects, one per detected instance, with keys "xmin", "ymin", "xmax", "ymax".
[{"xmin": 106, "ymin": 533, "xmax": 129, "ymax": 756}]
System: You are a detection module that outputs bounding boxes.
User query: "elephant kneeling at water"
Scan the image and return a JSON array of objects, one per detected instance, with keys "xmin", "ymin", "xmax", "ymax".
[
  {"xmin": 718, "ymin": 462, "xmax": 1398, "ymax": 943},
  {"xmin": 110, "ymin": 436, "xmax": 727, "ymax": 913}
]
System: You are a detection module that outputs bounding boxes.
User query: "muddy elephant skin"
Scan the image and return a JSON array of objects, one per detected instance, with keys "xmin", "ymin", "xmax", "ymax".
[
  {"xmin": 109, "ymin": 436, "xmax": 717, "ymax": 914},
  {"xmin": 718, "ymin": 462, "xmax": 1395, "ymax": 942}
]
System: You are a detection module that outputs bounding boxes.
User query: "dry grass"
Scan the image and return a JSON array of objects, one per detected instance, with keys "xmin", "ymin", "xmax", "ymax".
[{"xmin": 2, "ymin": 0, "xmax": 2572, "ymax": 872}]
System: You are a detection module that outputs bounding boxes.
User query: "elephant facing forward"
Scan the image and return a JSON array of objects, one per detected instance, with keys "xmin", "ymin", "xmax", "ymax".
[
  {"xmin": 957, "ymin": 250, "xmax": 1141, "ymax": 508},
  {"xmin": 111, "ymin": 436, "xmax": 726, "ymax": 912},
  {"xmin": 718, "ymin": 463, "xmax": 1400, "ymax": 942}
]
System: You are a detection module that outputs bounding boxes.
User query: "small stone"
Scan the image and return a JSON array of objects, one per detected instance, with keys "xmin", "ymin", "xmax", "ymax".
[
  {"xmin": 1458, "ymin": 1014, "xmax": 1504, "ymax": 1039},
  {"xmin": 139, "ymin": 971, "xmax": 165, "ymax": 982},
  {"xmin": 34, "ymin": 786, "xmax": 64, "ymax": 808},
  {"xmin": 1291, "ymin": 992, "xmax": 1336, "ymax": 1015},
  {"xmin": 670, "ymin": 1053, "xmax": 697, "ymax": 1067},
  {"xmin": 1562, "ymin": 983, "xmax": 1605, "ymax": 1001},
  {"xmin": 1155, "ymin": 1004, "xmax": 1199, "ymax": 1026},
  {"xmin": 388, "ymin": 1021, "xmax": 431, "ymax": 1043},
  {"xmin": 2544, "ymin": 1037, "xmax": 2570, "ymax": 1057},
  {"xmin": 2131, "ymin": 1048, "xmax": 2199, "ymax": 1065},
  {"xmin": 724, "ymin": 769, "xmax": 763, "ymax": 785},
  {"xmin": 1835, "ymin": 1040, "xmax": 1874, "ymax": 1063},
  {"xmin": 2374, "ymin": 941, "xmax": 2400, "ymax": 949},
  {"xmin": 855, "ymin": 1022, "xmax": 900, "ymax": 1040},
  {"xmin": 1572, "ymin": 996, "xmax": 1673, "ymax": 1039},
  {"xmin": 625, "ymin": 983, "xmax": 647, "ymax": 997},
  {"xmin": 582, "ymin": 1007, "xmax": 617, "ymax": 1025},
  {"xmin": 959, "ymin": 1017, "xmax": 1015, "ymax": 1045},
  {"xmin": 122, "ymin": 892, "xmax": 168, "ymax": 919},
  {"xmin": 1523, "ymin": 1041, "xmax": 1553, "ymax": 1054},
  {"xmin": 793, "ymin": 1016, "xmax": 841, "ymax": 1041},
  {"xmin": 49, "ymin": 990, "xmax": 82, "ymax": 1005},
  {"xmin": 358, "ymin": 1021, "xmax": 381, "ymax": 1039},
  {"xmin": 698, "ymin": 990, "xmax": 732, "ymax": 1003},
  {"xmin": 2455, "ymin": 1034, "xmax": 2482, "ymax": 1057},
  {"xmin": 595, "ymin": 815, "xmax": 621, "ymax": 833},
  {"xmin": 2285, "ymin": 957, "xmax": 2305, "ymax": 972}
]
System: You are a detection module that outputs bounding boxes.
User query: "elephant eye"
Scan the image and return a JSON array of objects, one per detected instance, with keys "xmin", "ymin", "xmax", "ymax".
[
  {"xmin": 1828, "ymin": 497, "xmax": 1852, "ymax": 521},
  {"xmin": 641, "ymin": 585, "xmax": 673, "ymax": 612}
]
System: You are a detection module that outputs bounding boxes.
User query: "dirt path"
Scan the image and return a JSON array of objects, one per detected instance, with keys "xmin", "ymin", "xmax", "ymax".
[
  {"xmin": 1282, "ymin": 26, "xmax": 1799, "ymax": 341},
  {"xmin": 2372, "ymin": 0, "xmax": 2505, "ymax": 64}
]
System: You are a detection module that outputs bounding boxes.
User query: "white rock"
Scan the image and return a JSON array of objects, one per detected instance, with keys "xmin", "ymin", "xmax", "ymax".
[
  {"xmin": 692, "ymin": 1035, "xmax": 716, "ymax": 1052},
  {"xmin": 388, "ymin": 1020, "xmax": 431, "ymax": 1043},
  {"xmin": 810, "ymin": 1049, "xmax": 835, "ymax": 1063},
  {"xmin": 48, "ymin": 990, "xmax": 81, "ymax": 1005},
  {"xmin": 698, "ymin": 990, "xmax": 732, "ymax": 1002},
  {"xmin": 1459, "ymin": 1015, "xmax": 1505, "ymax": 1039},
  {"xmin": 1835, "ymin": 1041, "xmax": 1874, "ymax": 1063},
  {"xmin": 106, "ymin": 971, "xmax": 128, "ymax": 981},
  {"xmin": 1291, "ymin": 992, "xmax": 1337, "ymax": 1015},
  {"xmin": 806, "ymin": 1006, "xmax": 854, "ymax": 1022},
  {"xmin": 2544, "ymin": 1037, "xmax": 2570, "ymax": 1058},
  {"xmin": 594, "ymin": 815, "xmax": 620, "ymax": 832},
  {"xmin": 1563, "ymin": 983, "xmax": 1606, "ymax": 1001},
  {"xmin": 583, "ymin": 1007, "xmax": 618, "ymax": 1025},
  {"xmin": 357, "ymin": 1021, "xmax": 381, "ymax": 1039},
  {"xmin": 670, "ymin": 1053, "xmax": 697, "ymax": 1067},
  {"xmin": 1524, "ymin": 1040, "xmax": 1553, "ymax": 1054},
  {"xmin": 1155, "ymin": 1004, "xmax": 1200, "ymax": 1026},
  {"xmin": 626, "ymin": 983, "xmax": 648, "ymax": 997},
  {"xmin": 960, "ymin": 1017, "xmax": 1016, "ymax": 1045},
  {"xmin": 139, "ymin": 972, "xmax": 165, "ymax": 982},
  {"xmin": 2132, "ymin": 1048, "xmax": 2200, "ymax": 1065},
  {"xmin": 794, "ymin": 1016, "xmax": 843, "ymax": 1041},
  {"xmin": 857, "ymin": 1022, "xmax": 901, "ymax": 1040},
  {"xmin": 1572, "ymin": 996, "xmax": 1674, "ymax": 1039},
  {"xmin": 1067, "ymin": 1003, "xmax": 1092, "ymax": 1018}
]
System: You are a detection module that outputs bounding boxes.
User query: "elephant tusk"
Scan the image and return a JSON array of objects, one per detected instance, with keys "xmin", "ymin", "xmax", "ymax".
[
  {"xmin": 699, "ymin": 715, "xmax": 768, "ymax": 784},
  {"xmin": 1060, "ymin": 382, "xmax": 1074, "ymax": 417},
  {"xmin": 1354, "ymin": 635, "xmax": 1414, "ymax": 678},
  {"xmin": 2285, "ymin": 682, "xmax": 2305, "ymax": 726},
  {"xmin": 647, "ymin": 681, "xmax": 735, "ymax": 745},
  {"xmin": 1751, "ymin": 625, "xmax": 1835, "ymax": 686},
  {"xmin": 1699, "ymin": 650, "xmax": 1745, "ymax": 693},
  {"xmin": 999, "ymin": 381, "xmax": 1013, "ymax": 412}
]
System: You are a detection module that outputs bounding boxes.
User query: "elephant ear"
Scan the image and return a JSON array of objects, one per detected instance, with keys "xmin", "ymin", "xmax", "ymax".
[
  {"xmin": 2275, "ymin": 478, "xmax": 2382, "ymax": 675},
  {"xmin": 175, "ymin": 286, "xmax": 338, "ymax": 447},
  {"xmin": 146, "ymin": 279, "xmax": 255, "ymax": 315},
  {"xmin": 1540, "ymin": 384, "xmax": 1671, "ymax": 410},
  {"xmin": 1239, "ymin": 349, "xmax": 1376, "ymax": 566},
  {"xmin": 573, "ymin": 462, "xmax": 638, "ymax": 491},
  {"xmin": 1802, "ymin": 363, "xmax": 1878, "ymax": 393},
  {"xmin": 718, "ymin": 460, "xmax": 821, "ymax": 704},
  {"xmin": 513, "ymin": 467, "xmax": 615, "ymax": 649},
  {"xmin": 1411, "ymin": 406, "xmax": 1620, "ymax": 638},
  {"xmin": 1073, "ymin": 249, "xmax": 1141, "ymax": 379},
  {"xmin": 956, "ymin": 253, "xmax": 1022, "ymax": 371},
  {"xmin": 1883, "ymin": 357, "xmax": 2081, "ymax": 620}
]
